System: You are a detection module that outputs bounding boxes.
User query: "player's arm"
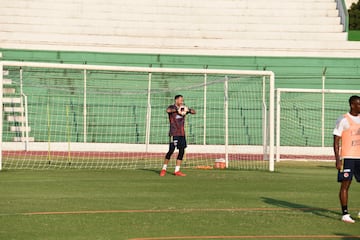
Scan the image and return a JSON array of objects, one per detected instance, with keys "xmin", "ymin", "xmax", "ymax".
[
  {"xmin": 333, "ymin": 135, "xmax": 342, "ymax": 170},
  {"xmin": 187, "ymin": 108, "xmax": 196, "ymax": 114},
  {"xmin": 166, "ymin": 105, "xmax": 177, "ymax": 114},
  {"xmin": 333, "ymin": 116, "xmax": 345, "ymax": 170}
]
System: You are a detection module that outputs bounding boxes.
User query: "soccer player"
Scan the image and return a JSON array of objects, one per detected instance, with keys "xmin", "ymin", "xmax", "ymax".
[
  {"xmin": 160, "ymin": 95, "xmax": 196, "ymax": 177},
  {"xmin": 333, "ymin": 95, "xmax": 360, "ymax": 223}
]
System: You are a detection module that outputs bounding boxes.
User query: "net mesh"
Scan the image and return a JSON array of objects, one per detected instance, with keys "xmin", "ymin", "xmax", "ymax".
[
  {"xmin": 277, "ymin": 90, "xmax": 360, "ymax": 160},
  {"xmin": 2, "ymin": 64, "xmax": 272, "ymax": 170}
]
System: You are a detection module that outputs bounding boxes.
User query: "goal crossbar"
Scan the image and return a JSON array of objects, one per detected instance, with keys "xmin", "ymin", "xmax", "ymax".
[{"xmin": 1, "ymin": 61, "xmax": 274, "ymax": 76}]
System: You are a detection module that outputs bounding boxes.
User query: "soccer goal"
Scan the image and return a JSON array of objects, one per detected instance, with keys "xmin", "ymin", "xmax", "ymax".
[
  {"xmin": 276, "ymin": 88, "xmax": 360, "ymax": 162},
  {"xmin": 0, "ymin": 61, "xmax": 275, "ymax": 171}
]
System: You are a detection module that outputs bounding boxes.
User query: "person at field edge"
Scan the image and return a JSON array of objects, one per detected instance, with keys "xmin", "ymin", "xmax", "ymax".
[
  {"xmin": 333, "ymin": 95, "xmax": 360, "ymax": 223},
  {"xmin": 160, "ymin": 95, "xmax": 196, "ymax": 177}
]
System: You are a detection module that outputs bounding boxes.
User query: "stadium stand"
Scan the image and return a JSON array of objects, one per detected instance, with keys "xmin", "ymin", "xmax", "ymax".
[
  {"xmin": 0, "ymin": 0, "xmax": 360, "ymax": 148},
  {"xmin": 0, "ymin": 0, "xmax": 359, "ymax": 57}
]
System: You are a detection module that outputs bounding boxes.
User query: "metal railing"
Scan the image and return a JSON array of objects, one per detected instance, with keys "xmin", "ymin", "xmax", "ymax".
[{"xmin": 336, "ymin": 0, "xmax": 349, "ymax": 32}]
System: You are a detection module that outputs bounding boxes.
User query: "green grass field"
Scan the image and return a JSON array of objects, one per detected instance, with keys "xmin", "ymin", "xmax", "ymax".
[{"xmin": 0, "ymin": 162, "xmax": 359, "ymax": 240}]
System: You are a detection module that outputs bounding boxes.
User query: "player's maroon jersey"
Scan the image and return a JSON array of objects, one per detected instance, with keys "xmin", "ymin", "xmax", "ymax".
[{"xmin": 167, "ymin": 104, "xmax": 186, "ymax": 136}]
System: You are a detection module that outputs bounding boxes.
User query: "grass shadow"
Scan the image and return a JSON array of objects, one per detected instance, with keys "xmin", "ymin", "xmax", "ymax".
[
  {"xmin": 261, "ymin": 197, "xmax": 340, "ymax": 221},
  {"xmin": 334, "ymin": 233, "xmax": 360, "ymax": 239}
]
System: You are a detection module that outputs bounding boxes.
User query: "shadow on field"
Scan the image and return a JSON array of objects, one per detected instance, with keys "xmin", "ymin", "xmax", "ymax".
[
  {"xmin": 261, "ymin": 197, "xmax": 340, "ymax": 221},
  {"xmin": 334, "ymin": 233, "xmax": 360, "ymax": 239}
]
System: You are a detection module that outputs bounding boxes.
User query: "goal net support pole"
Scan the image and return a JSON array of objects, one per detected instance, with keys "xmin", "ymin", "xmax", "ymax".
[
  {"xmin": 0, "ymin": 62, "xmax": 3, "ymax": 171},
  {"xmin": 224, "ymin": 76, "xmax": 229, "ymax": 168},
  {"xmin": 269, "ymin": 73, "xmax": 275, "ymax": 172}
]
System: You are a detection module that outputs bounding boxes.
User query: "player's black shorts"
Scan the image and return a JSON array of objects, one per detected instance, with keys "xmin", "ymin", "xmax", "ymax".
[
  {"xmin": 337, "ymin": 158, "xmax": 360, "ymax": 182},
  {"xmin": 169, "ymin": 136, "xmax": 187, "ymax": 149}
]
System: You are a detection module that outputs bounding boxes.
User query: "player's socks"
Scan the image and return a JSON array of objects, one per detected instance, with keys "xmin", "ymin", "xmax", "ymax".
[
  {"xmin": 160, "ymin": 164, "xmax": 167, "ymax": 177},
  {"xmin": 174, "ymin": 166, "xmax": 186, "ymax": 176},
  {"xmin": 341, "ymin": 205, "xmax": 348, "ymax": 215}
]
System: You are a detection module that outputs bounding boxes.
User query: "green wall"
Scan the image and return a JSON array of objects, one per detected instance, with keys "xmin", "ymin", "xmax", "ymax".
[
  {"xmin": 1, "ymin": 49, "xmax": 360, "ymax": 147},
  {"xmin": 1, "ymin": 48, "xmax": 360, "ymax": 89}
]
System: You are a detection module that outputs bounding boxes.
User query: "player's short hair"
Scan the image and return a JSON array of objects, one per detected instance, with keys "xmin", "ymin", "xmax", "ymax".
[
  {"xmin": 349, "ymin": 95, "xmax": 360, "ymax": 106},
  {"xmin": 174, "ymin": 95, "xmax": 183, "ymax": 100}
]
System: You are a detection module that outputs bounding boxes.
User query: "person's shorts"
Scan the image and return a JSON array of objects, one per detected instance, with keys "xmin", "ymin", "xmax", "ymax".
[
  {"xmin": 338, "ymin": 158, "xmax": 360, "ymax": 182},
  {"xmin": 169, "ymin": 136, "xmax": 187, "ymax": 149}
]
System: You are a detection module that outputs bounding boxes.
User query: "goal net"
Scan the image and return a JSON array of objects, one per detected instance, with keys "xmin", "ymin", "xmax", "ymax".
[
  {"xmin": 276, "ymin": 88, "xmax": 360, "ymax": 161},
  {"xmin": 0, "ymin": 61, "xmax": 275, "ymax": 171}
]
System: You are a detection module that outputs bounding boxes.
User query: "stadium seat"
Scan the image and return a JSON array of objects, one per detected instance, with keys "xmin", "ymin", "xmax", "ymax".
[{"xmin": 0, "ymin": 0, "xmax": 358, "ymax": 57}]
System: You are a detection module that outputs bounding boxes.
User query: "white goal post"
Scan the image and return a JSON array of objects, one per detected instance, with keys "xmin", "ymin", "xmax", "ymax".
[
  {"xmin": 0, "ymin": 61, "xmax": 275, "ymax": 171},
  {"xmin": 276, "ymin": 88, "xmax": 360, "ymax": 162}
]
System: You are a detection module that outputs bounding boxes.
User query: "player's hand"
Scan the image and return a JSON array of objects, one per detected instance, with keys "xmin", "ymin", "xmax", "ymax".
[
  {"xmin": 336, "ymin": 160, "xmax": 342, "ymax": 170},
  {"xmin": 177, "ymin": 105, "xmax": 189, "ymax": 116}
]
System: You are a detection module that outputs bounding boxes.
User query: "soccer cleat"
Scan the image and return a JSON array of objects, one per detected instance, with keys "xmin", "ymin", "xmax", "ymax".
[
  {"xmin": 159, "ymin": 169, "xmax": 167, "ymax": 177},
  {"xmin": 174, "ymin": 171, "xmax": 186, "ymax": 177},
  {"xmin": 341, "ymin": 214, "xmax": 355, "ymax": 223}
]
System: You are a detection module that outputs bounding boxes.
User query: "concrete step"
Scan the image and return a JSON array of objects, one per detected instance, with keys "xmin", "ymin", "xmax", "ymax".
[
  {"xmin": 3, "ymin": 97, "xmax": 21, "ymax": 104},
  {"xmin": 3, "ymin": 70, "xmax": 9, "ymax": 76},
  {"xmin": 0, "ymin": 7, "xmax": 340, "ymax": 20},
  {"xmin": 0, "ymin": 23, "xmax": 344, "ymax": 39},
  {"xmin": 220, "ymin": 16, "xmax": 341, "ymax": 25},
  {"xmin": 221, "ymin": 32, "xmax": 347, "ymax": 41},
  {"xmin": 57, "ymin": 36, "xmax": 360, "ymax": 49},
  {"xmin": 0, "ymin": 1, "xmax": 338, "ymax": 12},
  {"xmin": 3, "ymin": 88, "xmax": 16, "ymax": 94},
  {"xmin": 4, "ymin": 107, "xmax": 24, "ymax": 113},
  {"xmin": 10, "ymin": 126, "xmax": 31, "ymax": 132},
  {"xmin": 97, "ymin": 2, "xmax": 336, "ymax": 11},
  {"xmin": 0, "ymin": 8, "xmax": 340, "ymax": 26},
  {"xmin": 3, "ymin": 78, "xmax": 12, "ymax": 85},
  {"xmin": 217, "ymin": 2, "xmax": 337, "ymax": 10},
  {"xmin": 3, "ymin": 24, "xmax": 344, "ymax": 47},
  {"xmin": 0, "ymin": 23, "xmax": 345, "ymax": 40},
  {"xmin": 87, "ymin": 44, "xmax": 360, "ymax": 58},
  {"xmin": 151, "ymin": 38, "xmax": 360, "ymax": 51},
  {"xmin": 93, "ymin": 30, "xmax": 348, "ymax": 41},
  {"xmin": 94, "ymin": 8, "xmax": 340, "ymax": 17},
  {"xmin": 7, "ymin": 116, "xmax": 25, "ymax": 122},
  {"xmin": 0, "ymin": 15, "xmax": 342, "ymax": 31},
  {"xmin": 13, "ymin": 137, "xmax": 35, "ymax": 142},
  {"xmin": 2, "ymin": 34, "xmax": 358, "ymax": 57}
]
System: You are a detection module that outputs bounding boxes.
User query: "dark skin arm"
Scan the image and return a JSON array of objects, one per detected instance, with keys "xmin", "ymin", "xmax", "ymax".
[
  {"xmin": 188, "ymin": 108, "xmax": 196, "ymax": 114},
  {"xmin": 166, "ymin": 106, "xmax": 196, "ymax": 114},
  {"xmin": 166, "ymin": 106, "xmax": 177, "ymax": 114},
  {"xmin": 333, "ymin": 135, "xmax": 342, "ymax": 170},
  {"xmin": 334, "ymin": 134, "xmax": 351, "ymax": 208}
]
